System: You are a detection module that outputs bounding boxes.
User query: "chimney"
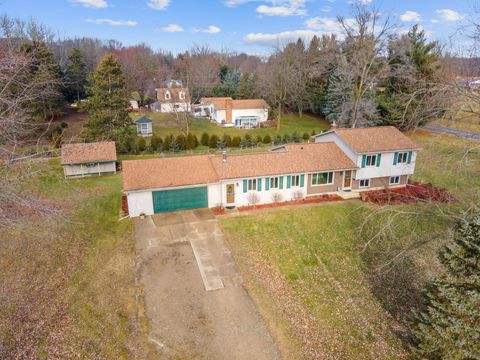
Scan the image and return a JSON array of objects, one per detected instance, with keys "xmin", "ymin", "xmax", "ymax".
[{"xmin": 222, "ymin": 150, "xmax": 227, "ymax": 163}]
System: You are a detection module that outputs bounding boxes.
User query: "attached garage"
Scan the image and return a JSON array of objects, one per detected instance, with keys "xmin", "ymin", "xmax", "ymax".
[{"xmin": 152, "ymin": 186, "xmax": 208, "ymax": 213}]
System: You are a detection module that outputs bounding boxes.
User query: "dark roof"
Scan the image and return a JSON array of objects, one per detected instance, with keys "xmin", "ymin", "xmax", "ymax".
[{"xmin": 135, "ymin": 116, "xmax": 152, "ymax": 124}]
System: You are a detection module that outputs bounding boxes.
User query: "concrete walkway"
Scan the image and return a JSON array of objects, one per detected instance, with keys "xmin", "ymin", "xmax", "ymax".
[
  {"xmin": 134, "ymin": 209, "xmax": 281, "ymax": 360},
  {"xmin": 421, "ymin": 125, "xmax": 480, "ymax": 141}
]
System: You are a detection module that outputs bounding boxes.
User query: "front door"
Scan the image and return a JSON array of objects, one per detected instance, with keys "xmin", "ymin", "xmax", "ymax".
[
  {"xmin": 343, "ymin": 171, "xmax": 352, "ymax": 189},
  {"xmin": 226, "ymin": 184, "xmax": 235, "ymax": 204}
]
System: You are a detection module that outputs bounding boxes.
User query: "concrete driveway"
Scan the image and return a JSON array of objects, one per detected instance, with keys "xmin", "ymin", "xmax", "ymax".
[{"xmin": 135, "ymin": 209, "xmax": 281, "ymax": 360}]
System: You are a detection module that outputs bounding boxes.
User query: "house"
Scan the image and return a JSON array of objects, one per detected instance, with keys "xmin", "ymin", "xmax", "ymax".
[
  {"xmin": 199, "ymin": 97, "xmax": 269, "ymax": 128},
  {"xmin": 152, "ymin": 82, "xmax": 191, "ymax": 113},
  {"xmin": 313, "ymin": 126, "xmax": 421, "ymax": 190},
  {"xmin": 129, "ymin": 100, "xmax": 139, "ymax": 111},
  {"xmin": 61, "ymin": 142, "xmax": 117, "ymax": 178},
  {"xmin": 122, "ymin": 126, "xmax": 420, "ymax": 217},
  {"xmin": 135, "ymin": 116, "xmax": 153, "ymax": 137}
]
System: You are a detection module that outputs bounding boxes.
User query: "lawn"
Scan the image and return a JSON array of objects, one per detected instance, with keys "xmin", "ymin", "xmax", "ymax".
[
  {"xmin": 131, "ymin": 112, "xmax": 330, "ymax": 138},
  {"xmin": 219, "ymin": 131, "xmax": 478, "ymax": 359},
  {"xmin": 0, "ymin": 160, "xmax": 153, "ymax": 358}
]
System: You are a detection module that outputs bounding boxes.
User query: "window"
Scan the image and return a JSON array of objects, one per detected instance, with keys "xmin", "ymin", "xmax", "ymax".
[
  {"xmin": 248, "ymin": 179, "xmax": 257, "ymax": 191},
  {"xmin": 312, "ymin": 172, "xmax": 333, "ymax": 186},
  {"xmin": 165, "ymin": 91, "xmax": 171, "ymax": 100},
  {"xmin": 359, "ymin": 179, "xmax": 370, "ymax": 188},
  {"xmin": 86, "ymin": 163, "xmax": 97, "ymax": 168},
  {"xmin": 397, "ymin": 152, "xmax": 408, "ymax": 164},
  {"xmin": 291, "ymin": 175, "xmax": 300, "ymax": 187},
  {"xmin": 270, "ymin": 177, "xmax": 279, "ymax": 189},
  {"xmin": 389, "ymin": 176, "xmax": 400, "ymax": 185},
  {"xmin": 179, "ymin": 91, "xmax": 185, "ymax": 100},
  {"xmin": 365, "ymin": 154, "xmax": 377, "ymax": 167}
]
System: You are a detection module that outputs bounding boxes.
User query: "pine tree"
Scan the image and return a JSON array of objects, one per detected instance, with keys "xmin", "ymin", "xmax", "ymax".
[
  {"xmin": 65, "ymin": 48, "xmax": 87, "ymax": 103},
  {"xmin": 323, "ymin": 65, "xmax": 350, "ymax": 125},
  {"xmin": 411, "ymin": 210, "xmax": 480, "ymax": 359},
  {"xmin": 237, "ymin": 73, "xmax": 257, "ymax": 99},
  {"xmin": 83, "ymin": 54, "xmax": 131, "ymax": 141}
]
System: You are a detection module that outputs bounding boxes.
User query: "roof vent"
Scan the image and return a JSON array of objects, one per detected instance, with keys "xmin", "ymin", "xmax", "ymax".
[{"xmin": 222, "ymin": 150, "xmax": 227, "ymax": 163}]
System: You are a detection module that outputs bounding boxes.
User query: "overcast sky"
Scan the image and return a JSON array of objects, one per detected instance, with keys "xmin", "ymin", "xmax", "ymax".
[{"xmin": 0, "ymin": 0, "xmax": 472, "ymax": 54}]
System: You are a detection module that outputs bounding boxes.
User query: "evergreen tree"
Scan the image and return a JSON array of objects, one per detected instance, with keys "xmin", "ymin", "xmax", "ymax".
[
  {"xmin": 65, "ymin": 48, "xmax": 87, "ymax": 103},
  {"xmin": 83, "ymin": 54, "xmax": 131, "ymax": 141},
  {"xmin": 411, "ymin": 210, "xmax": 480, "ymax": 359},
  {"xmin": 208, "ymin": 134, "xmax": 219, "ymax": 149},
  {"xmin": 263, "ymin": 135, "xmax": 272, "ymax": 144},
  {"xmin": 137, "ymin": 137, "xmax": 146, "ymax": 152},
  {"xmin": 186, "ymin": 133, "xmax": 197, "ymax": 150},
  {"xmin": 150, "ymin": 135, "xmax": 163, "ymax": 151},
  {"xmin": 237, "ymin": 73, "xmax": 257, "ymax": 99},
  {"xmin": 200, "ymin": 132, "xmax": 210, "ymax": 147},
  {"xmin": 231, "ymin": 136, "xmax": 241, "ymax": 148}
]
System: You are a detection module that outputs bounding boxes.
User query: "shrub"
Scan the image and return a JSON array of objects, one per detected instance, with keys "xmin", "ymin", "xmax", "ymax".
[
  {"xmin": 222, "ymin": 134, "xmax": 232, "ymax": 147},
  {"xmin": 186, "ymin": 133, "xmax": 197, "ymax": 150},
  {"xmin": 246, "ymin": 192, "xmax": 260, "ymax": 205},
  {"xmin": 209, "ymin": 134, "xmax": 219, "ymax": 148},
  {"xmin": 137, "ymin": 137, "xmax": 146, "ymax": 152},
  {"xmin": 273, "ymin": 135, "xmax": 282, "ymax": 145},
  {"xmin": 256, "ymin": 135, "xmax": 263, "ymax": 144},
  {"xmin": 283, "ymin": 134, "xmax": 291, "ymax": 143},
  {"xmin": 231, "ymin": 136, "xmax": 241, "ymax": 148},
  {"xmin": 244, "ymin": 133, "xmax": 252, "ymax": 141},
  {"xmin": 216, "ymin": 138, "xmax": 226, "ymax": 150},
  {"xmin": 311, "ymin": 129, "xmax": 316, "ymax": 136},
  {"xmin": 150, "ymin": 135, "xmax": 163, "ymax": 151},
  {"xmin": 271, "ymin": 192, "xmax": 282, "ymax": 203},
  {"xmin": 292, "ymin": 131, "xmax": 301, "ymax": 143},
  {"xmin": 169, "ymin": 138, "xmax": 180, "ymax": 152},
  {"xmin": 263, "ymin": 134, "xmax": 272, "ymax": 144},
  {"xmin": 175, "ymin": 134, "xmax": 186, "ymax": 150},
  {"xmin": 162, "ymin": 134, "xmax": 173, "ymax": 151},
  {"xmin": 200, "ymin": 132, "xmax": 210, "ymax": 146},
  {"xmin": 292, "ymin": 190, "xmax": 305, "ymax": 200},
  {"xmin": 302, "ymin": 132, "xmax": 310, "ymax": 141}
]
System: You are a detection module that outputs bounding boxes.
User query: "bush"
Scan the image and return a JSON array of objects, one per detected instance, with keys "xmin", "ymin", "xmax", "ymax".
[
  {"xmin": 175, "ymin": 134, "xmax": 186, "ymax": 150},
  {"xmin": 162, "ymin": 134, "xmax": 173, "ymax": 151},
  {"xmin": 231, "ymin": 136, "xmax": 241, "ymax": 148},
  {"xmin": 222, "ymin": 134, "xmax": 232, "ymax": 147},
  {"xmin": 256, "ymin": 135, "xmax": 263, "ymax": 143},
  {"xmin": 263, "ymin": 134, "xmax": 272, "ymax": 144},
  {"xmin": 216, "ymin": 138, "xmax": 226, "ymax": 150},
  {"xmin": 209, "ymin": 134, "xmax": 219, "ymax": 148},
  {"xmin": 302, "ymin": 132, "xmax": 310, "ymax": 141},
  {"xmin": 273, "ymin": 135, "xmax": 282, "ymax": 145},
  {"xmin": 292, "ymin": 131, "xmax": 301, "ymax": 143},
  {"xmin": 283, "ymin": 134, "xmax": 291, "ymax": 143},
  {"xmin": 311, "ymin": 129, "xmax": 316, "ymax": 136},
  {"xmin": 186, "ymin": 133, "xmax": 198, "ymax": 150},
  {"xmin": 137, "ymin": 137, "xmax": 146, "ymax": 152},
  {"xmin": 150, "ymin": 135, "xmax": 163, "ymax": 151},
  {"xmin": 117, "ymin": 134, "xmax": 138, "ymax": 154},
  {"xmin": 169, "ymin": 138, "xmax": 180, "ymax": 152},
  {"xmin": 200, "ymin": 132, "xmax": 210, "ymax": 146}
]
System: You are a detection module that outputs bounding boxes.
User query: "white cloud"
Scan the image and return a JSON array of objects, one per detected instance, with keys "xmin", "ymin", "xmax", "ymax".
[
  {"xmin": 358, "ymin": 0, "xmax": 372, "ymax": 4},
  {"xmin": 431, "ymin": 19, "xmax": 439, "ymax": 24},
  {"xmin": 224, "ymin": 0, "xmax": 308, "ymax": 16},
  {"xmin": 147, "ymin": 0, "xmax": 170, "ymax": 11},
  {"xmin": 400, "ymin": 11, "xmax": 421, "ymax": 22},
  {"xmin": 86, "ymin": 18, "xmax": 138, "ymax": 26},
  {"xmin": 305, "ymin": 16, "xmax": 355, "ymax": 34},
  {"xmin": 72, "ymin": 0, "xmax": 108, "ymax": 8},
  {"xmin": 321, "ymin": 6, "xmax": 331, "ymax": 13},
  {"xmin": 161, "ymin": 24, "xmax": 183, "ymax": 32},
  {"xmin": 435, "ymin": 9, "xmax": 464, "ymax": 22},
  {"xmin": 193, "ymin": 25, "xmax": 221, "ymax": 34},
  {"xmin": 244, "ymin": 30, "xmax": 321, "ymax": 46},
  {"xmin": 396, "ymin": 25, "xmax": 432, "ymax": 38}
]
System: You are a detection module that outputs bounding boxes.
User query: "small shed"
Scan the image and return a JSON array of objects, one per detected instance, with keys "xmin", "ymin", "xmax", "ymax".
[
  {"xmin": 61, "ymin": 142, "xmax": 117, "ymax": 179},
  {"xmin": 135, "ymin": 116, "xmax": 153, "ymax": 137}
]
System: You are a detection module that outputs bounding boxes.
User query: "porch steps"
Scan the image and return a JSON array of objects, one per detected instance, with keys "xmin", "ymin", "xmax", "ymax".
[{"xmin": 337, "ymin": 191, "xmax": 361, "ymax": 200}]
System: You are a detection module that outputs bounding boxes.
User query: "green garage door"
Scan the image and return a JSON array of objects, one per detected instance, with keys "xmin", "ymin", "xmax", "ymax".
[{"xmin": 152, "ymin": 186, "xmax": 208, "ymax": 213}]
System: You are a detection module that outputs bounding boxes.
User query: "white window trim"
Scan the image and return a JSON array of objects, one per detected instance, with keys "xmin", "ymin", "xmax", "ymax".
[
  {"xmin": 291, "ymin": 175, "xmax": 301, "ymax": 187},
  {"xmin": 397, "ymin": 152, "xmax": 408, "ymax": 164},
  {"xmin": 165, "ymin": 91, "xmax": 171, "ymax": 100},
  {"xmin": 248, "ymin": 179, "xmax": 257, "ymax": 191},
  {"xmin": 269, "ymin": 177, "xmax": 279, "ymax": 189},
  {"xmin": 389, "ymin": 176, "xmax": 401, "ymax": 185},
  {"xmin": 365, "ymin": 154, "xmax": 377, "ymax": 167},
  {"xmin": 179, "ymin": 91, "xmax": 185, "ymax": 100},
  {"xmin": 311, "ymin": 172, "xmax": 334, "ymax": 187},
  {"xmin": 359, "ymin": 179, "xmax": 370, "ymax": 188}
]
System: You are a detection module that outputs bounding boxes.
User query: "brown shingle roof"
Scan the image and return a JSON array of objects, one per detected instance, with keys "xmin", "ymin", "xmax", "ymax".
[
  {"xmin": 210, "ymin": 143, "xmax": 356, "ymax": 180},
  {"xmin": 201, "ymin": 97, "xmax": 269, "ymax": 110},
  {"xmin": 122, "ymin": 143, "xmax": 357, "ymax": 191},
  {"xmin": 157, "ymin": 87, "xmax": 191, "ymax": 103},
  {"xmin": 122, "ymin": 156, "xmax": 218, "ymax": 191},
  {"xmin": 61, "ymin": 142, "xmax": 117, "ymax": 165},
  {"xmin": 332, "ymin": 126, "xmax": 420, "ymax": 153}
]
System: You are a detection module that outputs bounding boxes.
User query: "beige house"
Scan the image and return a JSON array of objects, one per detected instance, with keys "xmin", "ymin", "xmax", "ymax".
[{"xmin": 61, "ymin": 142, "xmax": 117, "ymax": 178}]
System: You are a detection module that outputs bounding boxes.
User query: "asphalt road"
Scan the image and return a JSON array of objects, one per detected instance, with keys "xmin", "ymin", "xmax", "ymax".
[{"xmin": 421, "ymin": 125, "xmax": 480, "ymax": 141}]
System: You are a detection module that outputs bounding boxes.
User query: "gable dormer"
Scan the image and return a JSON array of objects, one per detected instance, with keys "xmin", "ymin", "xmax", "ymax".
[
  {"xmin": 179, "ymin": 91, "xmax": 185, "ymax": 100},
  {"xmin": 165, "ymin": 90, "xmax": 171, "ymax": 100}
]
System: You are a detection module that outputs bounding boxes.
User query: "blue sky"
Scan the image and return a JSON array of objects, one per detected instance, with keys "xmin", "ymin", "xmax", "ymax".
[{"xmin": 0, "ymin": 0, "xmax": 472, "ymax": 54}]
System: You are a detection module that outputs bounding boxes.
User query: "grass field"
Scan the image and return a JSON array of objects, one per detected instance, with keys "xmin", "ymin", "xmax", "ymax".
[
  {"xmin": 220, "ymin": 131, "xmax": 479, "ymax": 359},
  {"xmin": 0, "ymin": 161, "xmax": 152, "ymax": 358},
  {"xmin": 131, "ymin": 112, "xmax": 330, "ymax": 138}
]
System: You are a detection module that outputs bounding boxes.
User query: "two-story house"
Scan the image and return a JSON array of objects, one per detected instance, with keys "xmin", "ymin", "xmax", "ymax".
[
  {"xmin": 313, "ymin": 126, "xmax": 421, "ymax": 192},
  {"xmin": 152, "ymin": 81, "xmax": 191, "ymax": 113}
]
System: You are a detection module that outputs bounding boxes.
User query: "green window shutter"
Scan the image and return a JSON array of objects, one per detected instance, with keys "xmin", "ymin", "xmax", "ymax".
[
  {"xmin": 279, "ymin": 176, "xmax": 284, "ymax": 189},
  {"xmin": 265, "ymin": 177, "xmax": 270, "ymax": 191},
  {"xmin": 287, "ymin": 176, "xmax": 291, "ymax": 189},
  {"xmin": 376, "ymin": 153, "xmax": 382, "ymax": 167},
  {"xmin": 300, "ymin": 174, "xmax": 305, "ymax": 187},
  {"xmin": 258, "ymin": 178, "xmax": 262, "ymax": 191},
  {"xmin": 361, "ymin": 155, "xmax": 366, "ymax": 168},
  {"xmin": 393, "ymin": 152, "xmax": 398, "ymax": 165},
  {"xmin": 407, "ymin": 151, "xmax": 412, "ymax": 164},
  {"xmin": 243, "ymin": 180, "xmax": 247, "ymax": 193}
]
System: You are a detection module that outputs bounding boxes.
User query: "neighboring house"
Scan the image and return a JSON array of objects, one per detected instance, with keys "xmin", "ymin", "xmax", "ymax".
[
  {"xmin": 152, "ymin": 85, "xmax": 191, "ymax": 113},
  {"xmin": 313, "ymin": 126, "xmax": 421, "ymax": 191},
  {"xmin": 199, "ymin": 97, "xmax": 269, "ymax": 128},
  {"xmin": 122, "ymin": 126, "xmax": 420, "ymax": 217},
  {"xmin": 129, "ymin": 100, "xmax": 139, "ymax": 111},
  {"xmin": 135, "ymin": 116, "xmax": 153, "ymax": 137},
  {"xmin": 192, "ymin": 103, "xmax": 214, "ymax": 118},
  {"xmin": 61, "ymin": 142, "xmax": 117, "ymax": 179}
]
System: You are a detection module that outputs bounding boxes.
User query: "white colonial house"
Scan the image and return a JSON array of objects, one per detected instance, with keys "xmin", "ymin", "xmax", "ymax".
[
  {"xmin": 61, "ymin": 142, "xmax": 117, "ymax": 179},
  {"xmin": 152, "ymin": 84, "xmax": 191, "ymax": 113},
  {"xmin": 122, "ymin": 126, "xmax": 421, "ymax": 217},
  {"xmin": 197, "ymin": 97, "xmax": 269, "ymax": 128}
]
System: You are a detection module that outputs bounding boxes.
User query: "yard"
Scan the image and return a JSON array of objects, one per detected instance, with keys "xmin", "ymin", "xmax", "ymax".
[
  {"xmin": 0, "ymin": 161, "xmax": 153, "ymax": 358},
  {"xmin": 219, "ymin": 131, "xmax": 479, "ymax": 359}
]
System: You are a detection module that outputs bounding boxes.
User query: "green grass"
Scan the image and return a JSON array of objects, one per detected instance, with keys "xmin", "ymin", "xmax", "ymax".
[
  {"xmin": 131, "ymin": 112, "xmax": 330, "ymax": 138},
  {"xmin": 1, "ymin": 161, "xmax": 151, "ymax": 358}
]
